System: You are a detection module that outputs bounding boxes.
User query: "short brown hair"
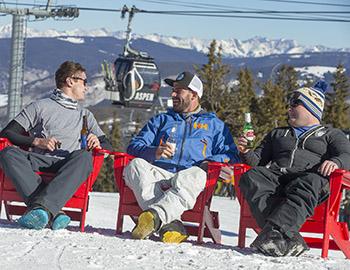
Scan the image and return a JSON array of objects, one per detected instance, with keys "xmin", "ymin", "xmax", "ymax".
[{"xmin": 55, "ymin": 61, "xmax": 86, "ymax": 89}]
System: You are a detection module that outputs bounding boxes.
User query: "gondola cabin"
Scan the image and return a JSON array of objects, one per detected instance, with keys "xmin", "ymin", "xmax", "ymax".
[{"xmin": 104, "ymin": 56, "xmax": 161, "ymax": 109}]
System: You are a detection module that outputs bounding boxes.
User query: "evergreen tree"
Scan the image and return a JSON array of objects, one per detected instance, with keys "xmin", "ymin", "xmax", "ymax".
[
  {"xmin": 323, "ymin": 64, "xmax": 350, "ymax": 129},
  {"xmin": 226, "ymin": 68, "xmax": 257, "ymax": 138},
  {"xmin": 93, "ymin": 113, "xmax": 123, "ymax": 192},
  {"xmin": 257, "ymin": 80, "xmax": 287, "ymax": 141},
  {"xmin": 195, "ymin": 39, "xmax": 232, "ymax": 120},
  {"xmin": 274, "ymin": 64, "xmax": 299, "ymax": 102}
]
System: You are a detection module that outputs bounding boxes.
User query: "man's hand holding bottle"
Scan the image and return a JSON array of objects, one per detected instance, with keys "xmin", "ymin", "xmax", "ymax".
[
  {"xmin": 87, "ymin": 133, "xmax": 100, "ymax": 150},
  {"xmin": 156, "ymin": 125, "xmax": 177, "ymax": 159},
  {"xmin": 237, "ymin": 136, "xmax": 252, "ymax": 154},
  {"xmin": 156, "ymin": 142, "xmax": 175, "ymax": 159}
]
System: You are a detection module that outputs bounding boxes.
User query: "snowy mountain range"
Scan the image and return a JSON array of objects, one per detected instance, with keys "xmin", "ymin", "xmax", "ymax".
[
  {"xmin": 0, "ymin": 24, "xmax": 349, "ymax": 58},
  {"xmin": 0, "ymin": 24, "xmax": 349, "ymax": 127}
]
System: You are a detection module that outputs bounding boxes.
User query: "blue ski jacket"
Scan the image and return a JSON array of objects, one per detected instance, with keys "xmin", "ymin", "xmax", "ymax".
[{"xmin": 127, "ymin": 109, "xmax": 240, "ymax": 172}]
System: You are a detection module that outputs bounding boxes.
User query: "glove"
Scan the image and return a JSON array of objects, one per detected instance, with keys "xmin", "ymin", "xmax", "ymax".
[{"xmin": 219, "ymin": 166, "xmax": 233, "ymax": 183}]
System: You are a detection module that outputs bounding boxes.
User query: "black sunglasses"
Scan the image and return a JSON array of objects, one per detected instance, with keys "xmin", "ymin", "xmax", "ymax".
[
  {"xmin": 71, "ymin": 77, "xmax": 88, "ymax": 86},
  {"xmin": 289, "ymin": 93, "xmax": 303, "ymax": 108}
]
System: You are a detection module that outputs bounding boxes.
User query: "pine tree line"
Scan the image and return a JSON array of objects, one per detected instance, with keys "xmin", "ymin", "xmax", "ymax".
[
  {"xmin": 93, "ymin": 113, "xmax": 123, "ymax": 192},
  {"xmin": 93, "ymin": 40, "xmax": 350, "ymax": 193},
  {"xmin": 197, "ymin": 40, "xmax": 350, "ymax": 146},
  {"xmin": 198, "ymin": 39, "xmax": 350, "ymax": 223}
]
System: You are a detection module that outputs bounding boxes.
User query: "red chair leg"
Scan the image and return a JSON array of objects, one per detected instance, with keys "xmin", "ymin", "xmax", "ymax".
[
  {"xmin": 196, "ymin": 211, "xmax": 205, "ymax": 244},
  {"xmin": 80, "ymin": 209, "xmax": 87, "ymax": 232},
  {"xmin": 4, "ymin": 201, "xmax": 12, "ymax": 221},
  {"xmin": 321, "ymin": 200, "xmax": 331, "ymax": 258},
  {"xmin": 196, "ymin": 189, "xmax": 210, "ymax": 244},
  {"xmin": 238, "ymin": 220, "xmax": 247, "ymax": 248},
  {"xmin": 203, "ymin": 207, "xmax": 221, "ymax": 244},
  {"xmin": 329, "ymin": 221, "xmax": 350, "ymax": 259},
  {"xmin": 116, "ymin": 203, "xmax": 124, "ymax": 235}
]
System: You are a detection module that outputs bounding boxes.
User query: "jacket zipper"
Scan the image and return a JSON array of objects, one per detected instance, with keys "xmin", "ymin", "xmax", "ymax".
[
  {"xmin": 289, "ymin": 129, "xmax": 299, "ymax": 167},
  {"xmin": 289, "ymin": 125, "xmax": 324, "ymax": 166},
  {"xmin": 177, "ymin": 117, "xmax": 190, "ymax": 166}
]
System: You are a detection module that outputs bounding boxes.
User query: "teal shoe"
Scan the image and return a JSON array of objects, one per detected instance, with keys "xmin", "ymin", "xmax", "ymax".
[
  {"xmin": 18, "ymin": 208, "xmax": 49, "ymax": 230},
  {"xmin": 51, "ymin": 213, "xmax": 71, "ymax": 230}
]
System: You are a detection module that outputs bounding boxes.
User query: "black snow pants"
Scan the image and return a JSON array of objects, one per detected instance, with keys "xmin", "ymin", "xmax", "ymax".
[{"xmin": 239, "ymin": 166, "xmax": 329, "ymax": 237}]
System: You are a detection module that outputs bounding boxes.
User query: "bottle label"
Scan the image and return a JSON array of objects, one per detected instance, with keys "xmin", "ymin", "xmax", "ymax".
[
  {"xmin": 81, "ymin": 135, "xmax": 88, "ymax": 149},
  {"xmin": 244, "ymin": 130, "xmax": 255, "ymax": 141},
  {"xmin": 168, "ymin": 142, "xmax": 176, "ymax": 157}
]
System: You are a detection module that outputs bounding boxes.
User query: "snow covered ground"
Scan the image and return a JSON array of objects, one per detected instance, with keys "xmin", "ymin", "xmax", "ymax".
[{"xmin": 1, "ymin": 192, "xmax": 349, "ymax": 270}]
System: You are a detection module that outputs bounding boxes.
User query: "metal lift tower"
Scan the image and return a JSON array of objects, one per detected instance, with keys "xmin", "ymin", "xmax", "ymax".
[{"xmin": 0, "ymin": 1, "xmax": 79, "ymax": 123}]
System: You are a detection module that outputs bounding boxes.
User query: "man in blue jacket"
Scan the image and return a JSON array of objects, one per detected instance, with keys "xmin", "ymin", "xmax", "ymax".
[{"xmin": 124, "ymin": 71, "xmax": 239, "ymax": 243}]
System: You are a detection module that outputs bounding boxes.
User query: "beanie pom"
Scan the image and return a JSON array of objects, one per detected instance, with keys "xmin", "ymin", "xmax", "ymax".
[{"xmin": 313, "ymin": 80, "xmax": 328, "ymax": 94}]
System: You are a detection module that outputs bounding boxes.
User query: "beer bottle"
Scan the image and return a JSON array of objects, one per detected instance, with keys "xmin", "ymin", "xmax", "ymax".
[
  {"xmin": 243, "ymin": 112, "xmax": 255, "ymax": 149},
  {"xmin": 167, "ymin": 125, "xmax": 177, "ymax": 158},
  {"xmin": 81, "ymin": 115, "xmax": 88, "ymax": 149}
]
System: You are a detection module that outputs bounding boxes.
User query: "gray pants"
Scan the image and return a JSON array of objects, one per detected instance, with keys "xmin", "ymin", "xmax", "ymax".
[
  {"xmin": 0, "ymin": 146, "xmax": 93, "ymax": 216},
  {"xmin": 123, "ymin": 158, "xmax": 206, "ymax": 225}
]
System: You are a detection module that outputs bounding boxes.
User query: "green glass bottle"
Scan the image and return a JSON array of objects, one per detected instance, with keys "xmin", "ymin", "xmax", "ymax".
[{"xmin": 243, "ymin": 113, "xmax": 255, "ymax": 149}]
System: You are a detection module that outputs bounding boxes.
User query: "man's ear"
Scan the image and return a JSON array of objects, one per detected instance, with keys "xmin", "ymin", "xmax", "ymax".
[
  {"xmin": 191, "ymin": 92, "xmax": 198, "ymax": 100},
  {"xmin": 65, "ymin": 77, "xmax": 73, "ymax": 87}
]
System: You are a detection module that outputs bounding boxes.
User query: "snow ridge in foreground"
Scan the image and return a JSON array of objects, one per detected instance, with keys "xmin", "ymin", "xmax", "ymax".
[{"xmin": 0, "ymin": 193, "xmax": 349, "ymax": 269}]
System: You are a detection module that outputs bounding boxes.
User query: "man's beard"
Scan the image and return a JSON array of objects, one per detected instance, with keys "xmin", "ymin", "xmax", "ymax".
[{"xmin": 173, "ymin": 98, "xmax": 191, "ymax": 113}]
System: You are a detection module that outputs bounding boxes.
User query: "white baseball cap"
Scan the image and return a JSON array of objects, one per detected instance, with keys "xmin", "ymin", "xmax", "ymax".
[{"xmin": 164, "ymin": 71, "xmax": 203, "ymax": 98}]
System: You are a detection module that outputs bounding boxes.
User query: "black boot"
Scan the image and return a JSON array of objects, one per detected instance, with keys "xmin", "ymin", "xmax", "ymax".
[
  {"xmin": 250, "ymin": 223, "xmax": 288, "ymax": 257},
  {"xmin": 284, "ymin": 231, "xmax": 310, "ymax": 256}
]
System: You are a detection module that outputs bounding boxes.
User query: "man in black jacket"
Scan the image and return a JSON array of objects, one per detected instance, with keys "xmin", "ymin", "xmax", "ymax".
[{"xmin": 237, "ymin": 81, "xmax": 350, "ymax": 257}]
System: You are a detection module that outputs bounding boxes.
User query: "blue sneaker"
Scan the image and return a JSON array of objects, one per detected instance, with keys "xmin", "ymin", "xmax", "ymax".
[
  {"xmin": 51, "ymin": 213, "xmax": 71, "ymax": 230},
  {"xmin": 18, "ymin": 208, "xmax": 49, "ymax": 230}
]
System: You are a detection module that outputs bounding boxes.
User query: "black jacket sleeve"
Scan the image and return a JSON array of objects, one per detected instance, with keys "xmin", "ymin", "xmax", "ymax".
[
  {"xmin": 239, "ymin": 130, "xmax": 274, "ymax": 166},
  {"xmin": 328, "ymin": 129, "xmax": 350, "ymax": 170},
  {"xmin": 0, "ymin": 120, "xmax": 34, "ymax": 147}
]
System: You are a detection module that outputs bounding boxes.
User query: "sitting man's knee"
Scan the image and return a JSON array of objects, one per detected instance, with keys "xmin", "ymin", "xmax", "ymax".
[
  {"xmin": 127, "ymin": 158, "xmax": 148, "ymax": 171},
  {"xmin": 175, "ymin": 167, "xmax": 206, "ymax": 191},
  {"xmin": 124, "ymin": 158, "xmax": 148, "ymax": 179},
  {"xmin": 239, "ymin": 167, "xmax": 262, "ymax": 192},
  {"xmin": 71, "ymin": 149, "xmax": 93, "ymax": 169},
  {"xmin": 0, "ymin": 146, "xmax": 22, "ymax": 162},
  {"xmin": 239, "ymin": 170, "xmax": 253, "ymax": 188}
]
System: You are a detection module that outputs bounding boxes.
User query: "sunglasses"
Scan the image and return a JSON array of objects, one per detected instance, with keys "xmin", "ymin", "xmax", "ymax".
[
  {"xmin": 289, "ymin": 93, "xmax": 304, "ymax": 108},
  {"xmin": 71, "ymin": 77, "xmax": 88, "ymax": 86}
]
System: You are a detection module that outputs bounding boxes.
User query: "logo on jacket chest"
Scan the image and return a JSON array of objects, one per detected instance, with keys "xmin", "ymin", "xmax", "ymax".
[
  {"xmin": 315, "ymin": 130, "xmax": 326, "ymax": 137},
  {"xmin": 193, "ymin": 122, "xmax": 208, "ymax": 130}
]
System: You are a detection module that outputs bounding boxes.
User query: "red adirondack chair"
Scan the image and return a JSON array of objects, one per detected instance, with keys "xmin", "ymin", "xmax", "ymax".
[
  {"xmin": 0, "ymin": 137, "xmax": 107, "ymax": 232},
  {"xmin": 112, "ymin": 152, "xmax": 223, "ymax": 244},
  {"xmin": 233, "ymin": 163, "xmax": 350, "ymax": 259}
]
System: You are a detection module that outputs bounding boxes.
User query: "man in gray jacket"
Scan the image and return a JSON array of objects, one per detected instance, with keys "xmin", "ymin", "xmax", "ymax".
[
  {"xmin": 0, "ymin": 61, "xmax": 112, "ymax": 230},
  {"xmin": 237, "ymin": 81, "xmax": 350, "ymax": 257}
]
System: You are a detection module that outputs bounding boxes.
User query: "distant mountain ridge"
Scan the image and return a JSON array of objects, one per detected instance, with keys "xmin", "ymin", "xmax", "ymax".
[
  {"xmin": 0, "ymin": 24, "xmax": 349, "ymax": 58},
  {"xmin": 0, "ymin": 26, "xmax": 349, "ymax": 127}
]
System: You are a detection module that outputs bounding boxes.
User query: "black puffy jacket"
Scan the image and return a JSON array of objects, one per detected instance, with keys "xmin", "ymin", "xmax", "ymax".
[{"xmin": 240, "ymin": 125, "xmax": 350, "ymax": 173}]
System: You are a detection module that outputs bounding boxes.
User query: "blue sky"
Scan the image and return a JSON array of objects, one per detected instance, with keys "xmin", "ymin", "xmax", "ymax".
[{"xmin": 0, "ymin": 0, "xmax": 349, "ymax": 48}]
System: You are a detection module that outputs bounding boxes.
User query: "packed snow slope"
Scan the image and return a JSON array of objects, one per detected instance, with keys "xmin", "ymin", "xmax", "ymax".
[{"xmin": 0, "ymin": 192, "xmax": 349, "ymax": 270}]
